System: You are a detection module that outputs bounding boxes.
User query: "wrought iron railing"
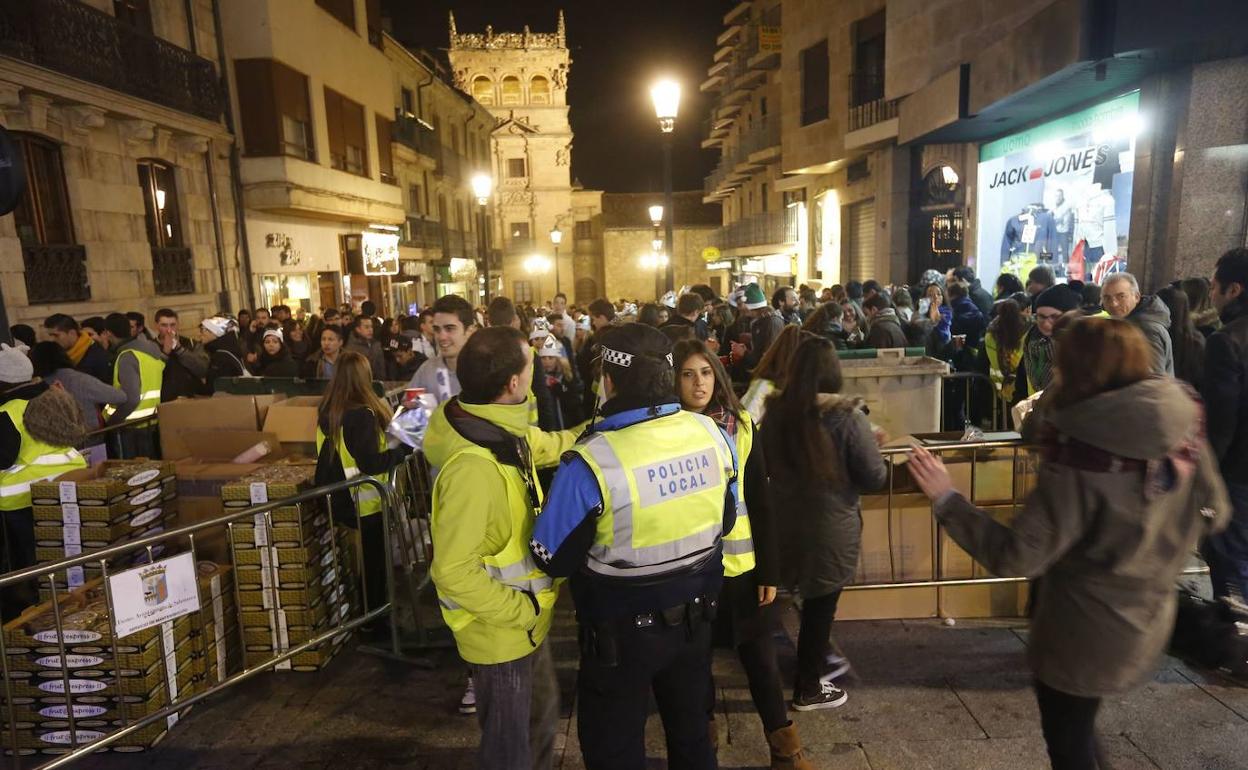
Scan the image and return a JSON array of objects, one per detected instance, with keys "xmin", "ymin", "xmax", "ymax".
[
  {"xmin": 0, "ymin": 0, "xmax": 221, "ymax": 121},
  {"xmin": 709, "ymin": 209, "xmax": 800, "ymax": 251},
  {"xmin": 392, "ymin": 113, "xmax": 441, "ymax": 162},
  {"xmin": 23, "ymin": 244, "xmax": 90, "ymax": 304},
  {"xmin": 402, "ymin": 216, "xmax": 443, "ymax": 250},
  {"xmin": 152, "ymin": 246, "xmax": 195, "ymax": 295},
  {"xmin": 848, "ymin": 72, "xmax": 899, "ymax": 132}
]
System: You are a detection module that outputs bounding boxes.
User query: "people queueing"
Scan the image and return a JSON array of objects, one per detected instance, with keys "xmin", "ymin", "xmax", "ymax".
[
  {"xmin": 671, "ymin": 339, "xmax": 812, "ymax": 768},
  {"xmin": 1101, "ymin": 272, "xmax": 1175, "ymax": 375},
  {"xmin": 306, "ymin": 324, "xmax": 345, "ymax": 380},
  {"xmin": 155, "ymin": 308, "xmax": 210, "ymax": 401},
  {"xmin": 909, "ymin": 316, "xmax": 1229, "ymax": 770},
  {"xmin": 100, "ymin": 312, "xmax": 166, "ymax": 426},
  {"xmin": 424, "ymin": 327, "xmax": 584, "ymax": 769},
  {"xmin": 530, "ymin": 323, "xmax": 738, "ymax": 769},
  {"xmin": 198, "ymin": 315, "xmax": 248, "ymax": 390},
  {"xmin": 253, "ymin": 328, "xmax": 300, "ymax": 377},
  {"xmin": 28, "ymin": 342, "xmax": 124, "ymax": 433},
  {"xmin": 42, "ymin": 313, "xmax": 111, "ymax": 383},
  {"xmin": 408, "ymin": 295, "xmax": 478, "ymax": 406}
]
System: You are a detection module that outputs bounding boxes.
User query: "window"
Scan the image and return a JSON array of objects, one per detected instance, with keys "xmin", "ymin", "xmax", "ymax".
[
  {"xmin": 324, "ymin": 87, "xmax": 368, "ymax": 176},
  {"xmin": 316, "ymin": 0, "xmax": 355, "ymax": 30},
  {"xmin": 501, "ymin": 76, "xmax": 522, "ymax": 105},
  {"xmin": 113, "ymin": 0, "xmax": 152, "ymax": 33},
  {"xmin": 400, "ymin": 87, "xmax": 415, "ymax": 117},
  {"xmin": 513, "ymin": 280, "xmax": 534, "ymax": 303},
  {"xmin": 12, "ymin": 134, "xmax": 75, "ymax": 248},
  {"xmin": 510, "ymin": 222, "xmax": 531, "ymax": 241},
  {"xmin": 851, "ymin": 11, "xmax": 886, "ymax": 107},
  {"xmin": 376, "ymin": 114, "xmax": 395, "ymax": 183},
  {"xmin": 137, "ymin": 160, "xmax": 182, "ymax": 248},
  {"xmin": 761, "ymin": 182, "xmax": 768, "ymax": 213},
  {"xmin": 760, "ymin": 96, "xmax": 768, "ymax": 117},
  {"xmin": 507, "ymin": 158, "xmax": 527, "ymax": 178},
  {"xmin": 574, "ymin": 220, "xmax": 592, "ymax": 240},
  {"xmin": 800, "ymin": 40, "xmax": 830, "ymax": 125},
  {"xmin": 530, "ymin": 76, "xmax": 551, "ymax": 105},
  {"xmin": 234, "ymin": 59, "xmax": 314, "ymax": 160},
  {"xmin": 472, "ymin": 76, "xmax": 494, "ymax": 105},
  {"xmin": 409, "ymin": 183, "xmax": 424, "ymax": 215}
]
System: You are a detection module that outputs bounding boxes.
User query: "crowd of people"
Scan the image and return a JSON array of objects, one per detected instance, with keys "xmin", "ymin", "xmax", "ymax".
[{"xmin": 2, "ymin": 246, "xmax": 1247, "ymax": 769}]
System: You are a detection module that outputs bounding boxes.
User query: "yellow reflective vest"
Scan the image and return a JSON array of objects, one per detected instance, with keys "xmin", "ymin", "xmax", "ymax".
[
  {"xmin": 102, "ymin": 348, "xmax": 164, "ymax": 421},
  {"xmin": 571, "ymin": 409, "xmax": 736, "ymax": 581},
  {"xmin": 722, "ymin": 412, "xmax": 756, "ymax": 578},
  {"xmin": 315, "ymin": 424, "xmax": 388, "ymax": 518},
  {"xmin": 984, "ymin": 330, "xmax": 1024, "ymax": 403},
  {"xmin": 0, "ymin": 400, "xmax": 87, "ymax": 511}
]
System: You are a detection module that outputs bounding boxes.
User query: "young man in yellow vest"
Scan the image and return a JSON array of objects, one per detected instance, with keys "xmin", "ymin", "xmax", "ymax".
[
  {"xmin": 424, "ymin": 326, "xmax": 582, "ymax": 769},
  {"xmin": 530, "ymin": 323, "xmax": 739, "ymax": 769},
  {"xmin": 0, "ymin": 344, "xmax": 87, "ymax": 619},
  {"xmin": 100, "ymin": 312, "xmax": 166, "ymax": 426}
]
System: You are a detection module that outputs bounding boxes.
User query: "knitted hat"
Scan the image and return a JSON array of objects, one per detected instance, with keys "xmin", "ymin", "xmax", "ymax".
[
  {"xmin": 201, "ymin": 316, "xmax": 237, "ymax": 338},
  {"xmin": 742, "ymin": 283, "xmax": 767, "ymax": 310},
  {"xmin": 22, "ymin": 388, "xmax": 86, "ymax": 447},
  {"xmin": 529, "ymin": 317, "xmax": 551, "ymax": 340},
  {"xmin": 537, "ymin": 334, "xmax": 565, "ymax": 359},
  {"xmin": 660, "ymin": 291, "xmax": 677, "ymax": 309},
  {"xmin": 0, "ymin": 343, "xmax": 32, "ymax": 384},
  {"xmin": 1033, "ymin": 285, "xmax": 1080, "ymax": 314}
]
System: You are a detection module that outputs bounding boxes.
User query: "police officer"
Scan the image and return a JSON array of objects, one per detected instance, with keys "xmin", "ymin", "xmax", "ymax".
[{"xmin": 530, "ymin": 323, "xmax": 738, "ymax": 769}]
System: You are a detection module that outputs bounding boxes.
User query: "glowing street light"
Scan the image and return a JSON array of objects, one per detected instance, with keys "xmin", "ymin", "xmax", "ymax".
[
  {"xmin": 650, "ymin": 78, "xmax": 681, "ymax": 134},
  {"xmin": 648, "ymin": 205, "xmax": 664, "ymax": 227},
  {"xmin": 471, "ymin": 173, "xmax": 494, "ymax": 301},
  {"xmin": 649, "ymin": 77, "xmax": 680, "ymax": 295}
]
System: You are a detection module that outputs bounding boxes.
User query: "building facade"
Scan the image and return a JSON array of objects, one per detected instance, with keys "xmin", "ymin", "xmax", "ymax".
[
  {"xmin": 446, "ymin": 12, "xmax": 578, "ymax": 306},
  {"xmin": 601, "ymin": 192, "xmax": 723, "ymax": 302},
  {"xmin": 0, "ymin": 0, "xmax": 244, "ymax": 329}
]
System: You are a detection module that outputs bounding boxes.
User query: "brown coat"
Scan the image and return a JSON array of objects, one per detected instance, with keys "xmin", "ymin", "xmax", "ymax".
[{"xmin": 934, "ymin": 377, "xmax": 1230, "ymax": 697}]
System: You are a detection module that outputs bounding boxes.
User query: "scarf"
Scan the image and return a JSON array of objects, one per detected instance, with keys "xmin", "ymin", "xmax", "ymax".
[
  {"xmin": 66, "ymin": 333, "xmax": 92, "ymax": 366},
  {"xmin": 1023, "ymin": 330, "xmax": 1054, "ymax": 391},
  {"xmin": 704, "ymin": 405, "xmax": 737, "ymax": 439}
]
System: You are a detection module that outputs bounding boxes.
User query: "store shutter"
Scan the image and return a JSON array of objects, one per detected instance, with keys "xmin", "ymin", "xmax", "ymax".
[{"xmin": 847, "ymin": 198, "xmax": 876, "ymax": 283}]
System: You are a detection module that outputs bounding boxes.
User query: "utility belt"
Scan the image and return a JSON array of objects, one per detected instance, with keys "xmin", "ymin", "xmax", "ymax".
[{"xmin": 578, "ymin": 595, "xmax": 717, "ymax": 668}]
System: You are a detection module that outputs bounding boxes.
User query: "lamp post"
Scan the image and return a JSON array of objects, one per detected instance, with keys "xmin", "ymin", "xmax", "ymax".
[
  {"xmin": 471, "ymin": 173, "xmax": 493, "ymax": 302},
  {"xmin": 549, "ymin": 227, "xmax": 563, "ymax": 299},
  {"xmin": 650, "ymin": 78, "xmax": 680, "ymax": 294},
  {"xmin": 648, "ymin": 204, "xmax": 664, "ymax": 299}
]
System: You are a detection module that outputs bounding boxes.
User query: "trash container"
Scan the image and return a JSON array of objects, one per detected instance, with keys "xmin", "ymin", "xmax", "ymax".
[{"xmin": 838, "ymin": 349, "xmax": 949, "ymax": 439}]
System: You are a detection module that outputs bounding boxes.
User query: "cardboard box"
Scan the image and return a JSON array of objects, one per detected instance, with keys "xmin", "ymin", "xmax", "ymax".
[
  {"xmin": 30, "ymin": 462, "xmax": 175, "ymax": 509},
  {"xmin": 854, "ymin": 493, "xmax": 935, "ymax": 584},
  {"xmin": 164, "ymin": 430, "xmax": 284, "ymax": 465},
  {"xmin": 157, "ymin": 395, "xmax": 285, "ymax": 460},
  {"xmin": 261, "ymin": 396, "xmax": 322, "ymax": 455}
]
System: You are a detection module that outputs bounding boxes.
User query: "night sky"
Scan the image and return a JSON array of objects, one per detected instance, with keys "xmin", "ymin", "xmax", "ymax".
[{"xmin": 383, "ymin": 0, "xmax": 725, "ymax": 194}]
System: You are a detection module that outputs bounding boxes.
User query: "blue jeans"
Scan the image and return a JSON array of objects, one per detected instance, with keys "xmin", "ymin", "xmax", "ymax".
[
  {"xmin": 1202, "ymin": 482, "xmax": 1248, "ymax": 604},
  {"xmin": 473, "ymin": 640, "xmax": 559, "ymax": 770}
]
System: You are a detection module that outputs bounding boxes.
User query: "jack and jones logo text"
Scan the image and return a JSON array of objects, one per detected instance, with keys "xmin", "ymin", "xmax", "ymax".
[{"xmin": 988, "ymin": 144, "xmax": 1109, "ymax": 190}]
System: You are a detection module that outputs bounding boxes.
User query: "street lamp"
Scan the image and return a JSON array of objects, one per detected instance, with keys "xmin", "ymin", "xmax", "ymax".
[
  {"xmin": 650, "ymin": 77, "xmax": 681, "ymax": 295},
  {"xmin": 648, "ymin": 205, "xmax": 664, "ymax": 228},
  {"xmin": 549, "ymin": 227, "xmax": 563, "ymax": 298},
  {"xmin": 471, "ymin": 173, "xmax": 493, "ymax": 302}
]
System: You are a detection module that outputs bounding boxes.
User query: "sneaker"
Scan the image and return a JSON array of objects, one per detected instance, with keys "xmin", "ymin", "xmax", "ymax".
[
  {"xmin": 820, "ymin": 653, "xmax": 851, "ymax": 683},
  {"xmin": 458, "ymin": 677, "xmax": 477, "ymax": 715},
  {"xmin": 792, "ymin": 681, "xmax": 848, "ymax": 712}
]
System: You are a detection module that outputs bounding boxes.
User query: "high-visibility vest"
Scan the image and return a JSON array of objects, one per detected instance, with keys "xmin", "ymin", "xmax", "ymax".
[
  {"xmin": 722, "ymin": 412, "xmax": 756, "ymax": 578},
  {"xmin": 984, "ymin": 331, "xmax": 1024, "ymax": 403},
  {"xmin": 315, "ymin": 424, "xmax": 387, "ymax": 517},
  {"xmin": 571, "ymin": 409, "xmax": 736, "ymax": 581},
  {"xmin": 102, "ymin": 348, "xmax": 165, "ymax": 420},
  {"xmin": 432, "ymin": 443, "xmax": 556, "ymax": 631},
  {"xmin": 0, "ymin": 400, "xmax": 87, "ymax": 511}
]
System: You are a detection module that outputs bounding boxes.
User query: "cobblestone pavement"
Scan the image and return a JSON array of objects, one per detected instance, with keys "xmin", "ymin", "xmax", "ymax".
[{"xmin": 70, "ymin": 598, "xmax": 1248, "ymax": 770}]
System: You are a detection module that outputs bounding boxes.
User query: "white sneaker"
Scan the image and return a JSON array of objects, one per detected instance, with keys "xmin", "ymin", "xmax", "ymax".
[
  {"xmin": 820, "ymin": 653, "xmax": 851, "ymax": 683},
  {"xmin": 792, "ymin": 680, "xmax": 849, "ymax": 712},
  {"xmin": 459, "ymin": 677, "xmax": 477, "ymax": 715}
]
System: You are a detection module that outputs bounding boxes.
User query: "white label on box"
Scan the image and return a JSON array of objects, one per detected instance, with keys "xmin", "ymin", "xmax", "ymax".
[
  {"xmin": 127, "ymin": 469, "xmax": 161, "ymax": 487},
  {"xmin": 129, "ymin": 487, "xmax": 162, "ymax": 507},
  {"xmin": 63, "ymin": 542, "xmax": 81, "ymax": 558},
  {"xmin": 160, "ymin": 620, "xmax": 180, "ymax": 730},
  {"xmin": 253, "ymin": 513, "xmax": 268, "ymax": 547},
  {"xmin": 39, "ymin": 730, "xmax": 105, "ymax": 745},
  {"xmin": 67, "ymin": 566, "xmax": 85, "ymax": 589},
  {"xmin": 108, "ymin": 551, "xmax": 201, "ymax": 638},
  {"xmin": 33, "ymin": 629, "xmax": 101, "ymax": 644},
  {"xmin": 40, "ymin": 704, "xmax": 108, "ymax": 719},
  {"xmin": 34, "ymin": 654, "xmax": 102, "ymax": 669},
  {"xmin": 61, "ymin": 503, "xmax": 80, "ymax": 526},
  {"xmin": 37, "ymin": 679, "xmax": 107, "ymax": 694},
  {"xmin": 58, "ymin": 482, "xmax": 77, "ymax": 504},
  {"xmin": 249, "ymin": 483, "xmax": 268, "ymax": 505},
  {"xmin": 62, "ymin": 525, "xmax": 81, "ymax": 547},
  {"xmin": 130, "ymin": 507, "xmax": 162, "ymax": 528}
]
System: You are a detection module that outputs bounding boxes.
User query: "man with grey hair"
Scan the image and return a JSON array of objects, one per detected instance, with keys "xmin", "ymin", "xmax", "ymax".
[{"xmin": 1102, "ymin": 272, "xmax": 1175, "ymax": 375}]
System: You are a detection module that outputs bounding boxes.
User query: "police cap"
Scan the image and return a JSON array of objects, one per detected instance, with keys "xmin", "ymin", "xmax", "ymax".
[{"xmin": 597, "ymin": 322, "xmax": 673, "ymax": 372}]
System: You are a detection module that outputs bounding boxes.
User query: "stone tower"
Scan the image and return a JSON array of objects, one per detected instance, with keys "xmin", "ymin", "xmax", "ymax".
[{"xmin": 448, "ymin": 11, "xmax": 574, "ymax": 304}]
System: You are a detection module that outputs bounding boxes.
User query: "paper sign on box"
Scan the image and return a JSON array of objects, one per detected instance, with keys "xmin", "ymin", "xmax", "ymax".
[{"xmin": 108, "ymin": 552, "xmax": 201, "ymax": 638}]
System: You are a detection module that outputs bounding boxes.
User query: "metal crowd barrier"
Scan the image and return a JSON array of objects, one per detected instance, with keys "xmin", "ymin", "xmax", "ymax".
[
  {"xmin": 78, "ymin": 415, "xmax": 161, "ymax": 463},
  {"xmin": 0, "ymin": 475, "xmax": 402, "ymax": 769},
  {"xmin": 385, "ymin": 452, "xmax": 449, "ymax": 653},
  {"xmin": 840, "ymin": 437, "xmax": 1209, "ymax": 612}
]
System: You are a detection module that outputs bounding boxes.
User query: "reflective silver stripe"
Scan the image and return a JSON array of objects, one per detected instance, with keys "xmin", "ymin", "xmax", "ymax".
[
  {"xmin": 586, "ymin": 526, "xmax": 721, "ymax": 578},
  {"xmin": 0, "ymin": 466, "xmax": 82, "ymax": 499},
  {"xmin": 140, "ymin": 389, "xmax": 162, "ymax": 399},
  {"xmin": 735, "ymin": 497, "xmax": 747, "ymax": 518},
  {"xmin": 486, "ymin": 560, "xmax": 538, "ymax": 582},
  {"xmin": 31, "ymin": 452, "xmax": 81, "ymax": 466},
  {"xmin": 582, "ymin": 434, "xmax": 635, "ymax": 553},
  {"xmin": 127, "ymin": 407, "xmax": 157, "ymax": 418},
  {"xmin": 439, "ymin": 596, "xmax": 461, "ymax": 611},
  {"xmin": 722, "ymin": 537, "xmax": 754, "ymax": 556}
]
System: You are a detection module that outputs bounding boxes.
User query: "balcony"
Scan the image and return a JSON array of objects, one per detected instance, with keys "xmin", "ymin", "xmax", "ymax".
[
  {"xmin": 710, "ymin": 209, "xmax": 800, "ymax": 253},
  {"xmin": 23, "ymin": 244, "xmax": 89, "ymax": 304},
  {"xmin": 402, "ymin": 216, "xmax": 443, "ymax": 250},
  {"xmin": 0, "ymin": 0, "xmax": 220, "ymax": 121},
  {"xmin": 738, "ymin": 117, "xmax": 780, "ymax": 162},
  {"xmin": 152, "ymin": 247, "xmax": 195, "ymax": 295},
  {"xmin": 846, "ymin": 72, "xmax": 900, "ymax": 148},
  {"xmin": 392, "ymin": 114, "xmax": 441, "ymax": 163}
]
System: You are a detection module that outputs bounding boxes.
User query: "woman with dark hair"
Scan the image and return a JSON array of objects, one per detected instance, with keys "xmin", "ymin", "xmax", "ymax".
[
  {"xmin": 286, "ymin": 321, "xmax": 311, "ymax": 364},
  {"xmin": 980, "ymin": 299, "xmax": 1029, "ymax": 412},
  {"xmin": 740, "ymin": 325, "xmax": 811, "ymax": 423},
  {"xmin": 28, "ymin": 341, "xmax": 124, "ymax": 432},
  {"xmin": 908, "ymin": 317, "xmax": 1229, "ymax": 770},
  {"xmin": 253, "ymin": 328, "xmax": 300, "ymax": 377},
  {"xmin": 637, "ymin": 302, "xmax": 663, "ymax": 328},
  {"xmin": 1181, "ymin": 276, "xmax": 1221, "ymax": 337},
  {"xmin": 801, "ymin": 304, "xmax": 850, "ymax": 349},
  {"xmin": 760, "ymin": 337, "xmax": 887, "ymax": 711},
  {"xmin": 672, "ymin": 339, "xmax": 811, "ymax": 767},
  {"xmin": 1157, "ymin": 286, "xmax": 1206, "ymax": 386},
  {"xmin": 995, "ymin": 273, "xmax": 1025, "ymax": 300}
]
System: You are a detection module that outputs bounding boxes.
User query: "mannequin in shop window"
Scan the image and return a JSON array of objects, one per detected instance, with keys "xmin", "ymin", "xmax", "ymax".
[{"xmin": 1001, "ymin": 203, "xmax": 1056, "ymax": 277}]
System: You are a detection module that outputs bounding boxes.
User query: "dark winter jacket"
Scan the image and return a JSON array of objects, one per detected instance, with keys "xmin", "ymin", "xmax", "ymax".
[
  {"xmin": 761, "ymin": 395, "xmax": 887, "ymax": 597},
  {"xmin": 161, "ymin": 336, "xmax": 209, "ymax": 401},
  {"xmin": 346, "ymin": 334, "xmax": 387, "ymax": 380},
  {"xmin": 949, "ymin": 296, "xmax": 987, "ymax": 349},
  {"xmin": 933, "ymin": 378, "xmax": 1229, "ymax": 697},
  {"xmin": 968, "ymin": 279, "xmax": 994, "ymax": 319},
  {"xmin": 315, "ymin": 406, "xmax": 409, "ymax": 526},
  {"xmin": 1202, "ymin": 300, "xmax": 1248, "ymax": 483},
  {"xmin": 865, "ymin": 309, "xmax": 907, "ymax": 349},
  {"xmin": 76, "ymin": 340, "xmax": 112, "ymax": 384},
  {"xmin": 744, "ymin": 309, "xmax": 785, "ymax": 369},
  {"xmin": 204, "ymin": 332, "xmax": 247, "ymax": 393},
  {"xmin": 253, "ymin": 352, "xmax": 300, "ymax": 378},
  {"xmin": 1125, "ymin": 295, "xmax": 1175, "ymax": 376}
]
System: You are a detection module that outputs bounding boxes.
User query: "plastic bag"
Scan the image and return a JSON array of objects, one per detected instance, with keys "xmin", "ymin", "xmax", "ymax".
[{"xmin": 387, "ymin": 402, "xmax": 432, "ymax": 450}]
